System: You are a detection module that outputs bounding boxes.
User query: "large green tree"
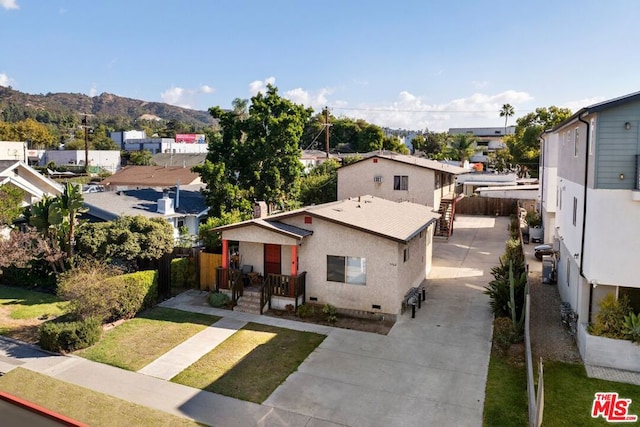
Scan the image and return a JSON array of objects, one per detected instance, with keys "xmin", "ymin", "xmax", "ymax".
[
  {"xmin": 447, "ymin": 133, "xmax": 477, "ymax": 166},
  {"xmin": 0, "ymin": 118, "xmax": 56, "ymax": 148},
  {"xmin": 505, "ymin": 106, "xmax": 572, "ymax": 177},
  {"xmin": 75, "ymin": 215, "xmax": 174, "ymax": 264},
  {"xmin": 299, "ymin": 159, "xmax": 340, "ymax": 206},
  {"xmin": 195, "ymin": 85, "xmax": 312, "ymax": 216},
  {"xmin": 412, "ymin": 131, "xmax": 449, "ymax": 158},
  {"xmin": 0, "ymin": 185, "xmax": 24, "ymax": 225}
]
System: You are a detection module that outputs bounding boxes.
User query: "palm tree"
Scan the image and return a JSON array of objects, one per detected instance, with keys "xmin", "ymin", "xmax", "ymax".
[
  {"xmin": 448, "ymin": 133, "xmax": 477, "ymax": 167},
  {"xmin": 499, "ymin": 104, "xmax": 515, "ymax": 136}
]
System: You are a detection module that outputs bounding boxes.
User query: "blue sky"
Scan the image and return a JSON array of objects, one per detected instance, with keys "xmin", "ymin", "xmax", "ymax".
[{"xmin": 1, "ymin": 0, "xmax": 639, "ymax": 131}]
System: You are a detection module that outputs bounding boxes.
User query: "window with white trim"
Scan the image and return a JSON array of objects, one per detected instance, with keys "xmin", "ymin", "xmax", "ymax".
[{"xmin": 327, "ymin": 255, "xmax": 366, "ymax": 285}]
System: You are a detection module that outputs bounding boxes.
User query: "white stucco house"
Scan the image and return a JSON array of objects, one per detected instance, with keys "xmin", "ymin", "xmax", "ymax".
[
  {"xmin": 213, "ymin": 196, "xmax": 441, "ymax": 318},
  {"xmin": 337, "ymin": 153, "xmax": 468, "ymax": 238},
  {"xmin": 540, "ymin": 90, "xmax": 640, "ymax": 371},
  {"xmin": 0, "ymin": 160, "xmax": 63, "ymax": 206}
]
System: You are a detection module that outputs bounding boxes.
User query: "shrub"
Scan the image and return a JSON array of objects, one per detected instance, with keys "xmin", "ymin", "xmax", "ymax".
[
  {"xmin": 171, "ymin": 257, "xmax": 196, "ymax": 288},
  {"xmin": 525, "ymin": 210, "xmax": 542, "ymax": 228},
  {"xmin": 39, "ymin": 316, "xmax": 102, "ymax": 353},
  {"xmin": 485, "ymin": 259, "xmax": 527, "ymax": 319},
  {"xmin": 493, "ymin": 317, "xmax": 517, "ymax": 354},
  {"xmin": 57, "ymin": 259, "xmax": 157, "ymax": 323},
  {"xmin": 322, "ymin": 304, "xmax": 337, "ymax": 323},
  {"xmin": 296, "ymin": 304, "xmax": 316, "ymax": 318},
  {"xmin": 588, "ymin": 294, "xmax": 631, "ymax": 339},
  {"xmin": 624, "ymin": 312, "xmax": 640, "ymax": 343},
  {"xmin": 502, "ymin": 237, "xmax": 524, "ymax": 268},
  {"xmin": 208, "ymin": 292, "xmax": 230, "ymax": 308}
]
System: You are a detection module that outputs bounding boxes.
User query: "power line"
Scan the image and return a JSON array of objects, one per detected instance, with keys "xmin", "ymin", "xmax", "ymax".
[{"xmin": 329, "ymin": 106, "xmax": 535, "ymax": 114}]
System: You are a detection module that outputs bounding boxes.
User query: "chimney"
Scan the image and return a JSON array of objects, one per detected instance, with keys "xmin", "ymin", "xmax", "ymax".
[
  {"xmin": 157, "ymin": 189, "xmax": 174, "ymax": 215},
  {"xmin": 253, "ymin": 201, "xmax": 268, "ymax": 218}
]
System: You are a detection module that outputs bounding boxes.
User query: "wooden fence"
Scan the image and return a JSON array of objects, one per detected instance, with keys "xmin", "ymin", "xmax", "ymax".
[
  {"xmin": 456, "ymin": 197, "xmax": 536, "ymax": 216},
  {"xmin": 199, "ymin": 252, "xmax": 222, "ymax": 291}
]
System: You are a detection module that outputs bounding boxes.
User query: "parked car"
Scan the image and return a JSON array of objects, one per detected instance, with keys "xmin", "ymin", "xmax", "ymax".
[{"xmin": 534, "ymin": 244, "xmax": 554, "ymax": 261}]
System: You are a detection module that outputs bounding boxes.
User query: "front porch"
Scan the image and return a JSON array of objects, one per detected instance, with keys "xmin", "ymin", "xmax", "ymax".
[{"xmin": 215, "ymin": 267, "xmax": 307, "ymax": 314}]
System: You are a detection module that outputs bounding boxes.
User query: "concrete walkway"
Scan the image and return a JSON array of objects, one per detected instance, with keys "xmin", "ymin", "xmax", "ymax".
[
  {"xmin": 138, "ymin": 317, "xmax": 248, "ymax": 380},
  {"xmin": 0, "ymin": 215, "xmax": 507, "ymax": 426}
]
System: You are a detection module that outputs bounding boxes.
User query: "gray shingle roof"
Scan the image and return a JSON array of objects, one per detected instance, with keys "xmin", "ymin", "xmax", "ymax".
[
  {"xmin": 82, "ymin": 186, "xmax": 207, "ymax": 221},
  {"xmin": 305, "ymin": 195, "xmax": 440, "ymax": 243}
]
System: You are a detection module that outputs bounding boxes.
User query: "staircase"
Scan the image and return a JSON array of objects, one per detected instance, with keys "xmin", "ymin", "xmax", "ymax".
[
  {"xmin": 434, "ymin": 197, "xmax": 455, "ymax": 239},
  {"xmin": 233, "ymin": 287, "xmax": 264, "ymax": 314}
]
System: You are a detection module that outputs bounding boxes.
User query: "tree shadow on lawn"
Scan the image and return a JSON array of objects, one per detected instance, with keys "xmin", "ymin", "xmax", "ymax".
[{"xmin": 171, "ymin": 322, "xmax": 326, "ymax": 404}]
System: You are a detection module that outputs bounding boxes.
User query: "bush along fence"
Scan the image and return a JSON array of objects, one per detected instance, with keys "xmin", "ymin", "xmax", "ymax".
[
  {"xmin": 40, "ymin": 264, "xmax": 158, "ymax": 353},
  {"xmin": 484, "ymin": 202, "xmax": 543, "ymax": 427}
]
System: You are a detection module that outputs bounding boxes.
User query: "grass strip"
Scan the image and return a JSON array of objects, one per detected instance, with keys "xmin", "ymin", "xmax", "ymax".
[
  {"xmin": 0, "ymin": 285, "xmax": 69, "ymax": 320},
  {"xmin": 76, "ymin": 307, "xmax": 220, "ymax": 371},
  {"xmin": 0, "ymin": 368, "xmax": 200, "ymax": 427},
  {"xmin": 482, "ymin": 352, "xmax": 528, "ymax": 427},
  {"xmin": 172, "ymin": 322, "xmax": 325, "ymax": 403}
]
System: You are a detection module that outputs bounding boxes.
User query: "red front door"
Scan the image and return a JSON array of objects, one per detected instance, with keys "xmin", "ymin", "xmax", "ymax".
[{"xmin": 264, "ymin": 244, "xmax": 281, "ymax": 276}]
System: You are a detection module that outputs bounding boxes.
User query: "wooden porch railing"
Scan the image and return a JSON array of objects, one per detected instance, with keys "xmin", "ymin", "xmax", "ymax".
[
  {"xmin": 215, "ymin": 267, "xmax": 244, "ymax": 304},
  {"xmin": 265, "ymin": 271, "xmax": 306, "ymax": 311},
  {"xmin": 216, "ymin": 268, "xmax": 306, "ymax": 313}
]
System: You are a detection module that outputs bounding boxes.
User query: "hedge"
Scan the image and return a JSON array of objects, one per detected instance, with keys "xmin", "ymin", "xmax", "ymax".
[
  {"xmin": 39, "ymin": 316, "xmax": 102, "ymax": 353},
  {"xmin": 170, "ymin": 258, "xmax": 196, "ymax": 288}
]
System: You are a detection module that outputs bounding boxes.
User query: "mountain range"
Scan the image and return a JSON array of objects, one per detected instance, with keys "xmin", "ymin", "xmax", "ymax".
[{"xmin": 0, "ymin": 86, "xmax": 217, "ymax": 129}]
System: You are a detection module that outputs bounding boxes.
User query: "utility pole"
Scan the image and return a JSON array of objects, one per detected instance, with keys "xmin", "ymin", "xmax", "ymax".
[
  {"xmin": 82, "ymin": 114, "xmax": 89, "ymax": 175},
  {"xmin": 323, "ymin": 106, "xmax": 330, "ymax": 158}
]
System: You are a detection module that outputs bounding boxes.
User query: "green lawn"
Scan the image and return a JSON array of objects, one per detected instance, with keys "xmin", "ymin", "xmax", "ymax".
[
  {"xmin": 76, "ymin": 307, "xmax": 220, "ymax": 371},
  {"xmin": 483, "ymin": 353, "xmax": 528, "ymax": 427},
  {"xmin": 542, "ymin": 361, "xmax": 640, "ymax": 426},
  {"xmin": 0, "ymin": 368, "xmax": 201, "ymax": 427},
  {"xmin": 171, "ymin": 322, "xmax": 326, "ymax": 403},
  {"xmin": 0, "ymin": 285, "xmax": 69, "ymax": 320},
  {"xmin": 483, "ymin": 355, "xmax": 640, "ymax": 427}
]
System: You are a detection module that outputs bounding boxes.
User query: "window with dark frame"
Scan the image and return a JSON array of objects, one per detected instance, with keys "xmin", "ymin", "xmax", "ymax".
[
  {"xmin": 393, "ymin": 175, "xmax": 408, "ymax": 191},
  {"xmin": 327, "ymin": 255, "xmax": 366, "ymax": 285},
  {"xmin": 573, "ymin": 197, "xmax": 577, "ymax": 226}
]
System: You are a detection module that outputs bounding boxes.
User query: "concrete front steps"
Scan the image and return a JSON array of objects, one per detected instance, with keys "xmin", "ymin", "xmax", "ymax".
[{"xmin": 233, "ymin": 288, "xmax": 264, "ymax": 314}]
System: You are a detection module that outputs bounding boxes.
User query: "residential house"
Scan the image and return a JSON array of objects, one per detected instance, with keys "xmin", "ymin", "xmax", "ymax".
[
  {"xmin": 0, "ymin": 160, "xmax": 63, "ymax": 206},
  {"xmin": 214, "ymin": 195, "xmax": 440, "ymax": 318},
  {"xmin": 82, "ymin": 185, "xmax": 208, "ymax": 242},
  {"xmin": 540, "ymin": 91, "xmax": 640, "ymax": 371},
  {"xmin": 99, "ymin": 165, "xmax": 202, "ymax": 191},
  {"xmin": 300, "ymin": 150, "xmax": 339, "ymax": 173},
  {"xmin": 337, "ymin": 153, "xmax": 468, "ymax": 237}
]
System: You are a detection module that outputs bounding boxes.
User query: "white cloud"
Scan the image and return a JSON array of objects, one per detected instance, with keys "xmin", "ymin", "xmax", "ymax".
[
  {"xmin": 283, "ymin": 87, "xmax": 333, "ymax": 109},
  {"xmin": 561, "ymin": 96, "xmax": 606, "ymax": 113},
  {"xmin": 1, "ymin": 0, "xmax": 19, "ymax": 10},
  {"xmin": 331, "ymin": 90, "xmax": 534, "ymax": 132},
  {"xmin": 199, "ymin": 84, "xmax": 214, "ymax": 94},
  {"xmin": 161, "ymin": 86, "xmax": 192, "ymax": 109},
  {"xmin": 249, "ymin": 77, "xmax": 276, "ymax": 95},
  {"xmin": 0, "ymin": 72, "xmax": 14, "ymax": 87},
  {"xmin": 89, "ymin": 84, "xmax": 98, "ymax": 97},
  {"xmin": 472, "ymin": 80, "xmax": 489, "ymax": 89}
]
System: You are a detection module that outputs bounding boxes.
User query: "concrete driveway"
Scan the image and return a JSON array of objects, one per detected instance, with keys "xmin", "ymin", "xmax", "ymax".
[{"xmin": 264, "ymin": 215, "xmax": 507, "ymax": 427}]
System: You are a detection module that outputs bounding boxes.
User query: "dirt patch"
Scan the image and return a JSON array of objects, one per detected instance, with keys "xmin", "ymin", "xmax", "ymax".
[
  {"xmin": 528, "ymin": 271, "xmax": 582, "ymax": 363},
  {"xmin": 265, "ymin": 308, "xmax": 395, "ymax": 335},
  {"xmin": 0, "ymin": 307, "xmax": 44, "ymax": 344}
]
